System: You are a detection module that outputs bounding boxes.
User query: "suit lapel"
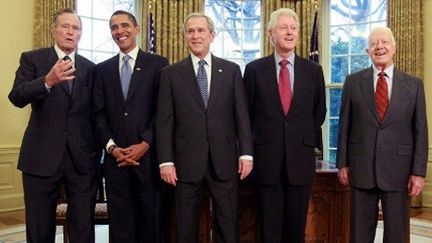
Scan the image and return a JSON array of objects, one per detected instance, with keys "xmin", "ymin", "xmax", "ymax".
[
  {"xmin": 108, "ymin": 55, "xmax": 125, "ymax": 105},
  {"xmin": 262, "ymin": 54, "xmax": 284, "ymax": 116},
  {"xmin": 289, "ymin": 56, "xmax": 309, "ymax": 118},
  {"xmin": 382, "ymin": 68, "xmax": 405, "ymax": 123},
  {"xmin": 126, "ymin": 50, "xmax": 146, "ymax": 102},
  {"xmin": 46, "ymin": 48, "xmax": 70, "ymax": 95},
  {"xmin": 180, "ymin": 56, "xmax": 206, "ymax": 109},
  {"xmin": 71, "ymin": 55, "xmax": 84, "ymax": 101},
  {"xmin": 207, "ymin": 55, "xmax": 223, "ymax": 111},
  {"xmin": 359, "ymin": 67, "xmax": 378, "ymax": 122}
]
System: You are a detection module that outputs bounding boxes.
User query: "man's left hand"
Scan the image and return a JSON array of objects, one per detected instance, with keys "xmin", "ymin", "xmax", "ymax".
[
  {"xmin": 408, "ymin": 175, "xmax": 425, "ymax": 196},
  {"xmin": 238, "ymin": 159, "xmax": 253, "ymax": 180},
  {"xmin": 123, "ymin": 141, "xmax": 150, "ymax": 162}
]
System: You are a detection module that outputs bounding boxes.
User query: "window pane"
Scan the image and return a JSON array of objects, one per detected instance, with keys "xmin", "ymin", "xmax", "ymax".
[
  {"xmin": 331, "ymin": 26, "xmax": 349, "ymax": 55},
  {"xmin": 93, "ymin": 19, "xmax": 113, "ymax": 52},
  {"xmin": 80, "ymin": 17, "xmax": 93, "ymax": 50},
  {"xmin": 371, "ymin": 0, "xmax": 387, "ymax": 21},
  {"xmin": 77, "ymin": 0, "xmax": 92, "ymax": 17},
  {"xmin": 93, "ymin": 0, "xmax": 113, "ymax": 20},
  {"xmin": 330, "ymin": 0, "xmax": 352, "ymax": 25},
  {"xmin": 330, "ymin": 56, "xmax": 348, "ymax": 83},
  {"xmin": 329, "ymin": 118, "xmax": 339, "ymax": 148},
  {"xmin": 329, "ymin": 88, "xmax": 342, "ymax": 117},
  {"xmin": 328, "ymin": 149, "xmax": 337, "ymax": 164},
  {"xmin": 205, "ymin": 0, "xmax": 261, "ymax": 71},
  {"xmin": 350, "ymin": 55, "xmax": 369, "ymax": 74},
  {"xmin": 350, "ymin": 27, "xmax": 368, "ymax": 54}
]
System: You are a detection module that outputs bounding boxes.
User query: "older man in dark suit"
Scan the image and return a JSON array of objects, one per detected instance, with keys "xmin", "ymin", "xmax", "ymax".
[
  {"xmin": 92, "ymin": 10, "xmax": 168, "ymax": 243},
  {"xmin": 156, "ymin": 13, "xmax": 253, "ymax": 243},
  {"xmin": 243, "ymin": 8, "xmax": 326, "ymax": 243},
  {"xmin": 8, "ymin": 8, "xmax": 98, "ymax": 243},
  {"xmin": 337, "ymin": 26, "xmax": 428, "ymax": 243}
]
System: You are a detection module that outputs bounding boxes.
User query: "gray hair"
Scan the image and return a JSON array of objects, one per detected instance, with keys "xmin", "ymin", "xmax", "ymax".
[
  {"xmin": 52, "ymin": 8, "xmax": 82, "ymax": 29},
  {"xmin": 267, "ymin": 8, "xmax": 300, "ymax": 31},
  {"xmin": 368, "ymin": 26, "xmax": 396, "ymax": 46},
  {"xmin": 183, "ymin": 13, "xmax": 215, "ymax": 34}
]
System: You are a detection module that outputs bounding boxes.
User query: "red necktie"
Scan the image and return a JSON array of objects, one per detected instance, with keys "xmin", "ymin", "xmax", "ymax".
[
  {"xmin": 375, "ymin": 70, "xmax": 389, "ymax": 123},
  {"xmin": 279, "ymin": 60, "xmax": 292, "ymax": 115}
]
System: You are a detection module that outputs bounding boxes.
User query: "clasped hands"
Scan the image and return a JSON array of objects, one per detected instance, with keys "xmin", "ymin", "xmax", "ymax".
[
  {"xmin": 111, "ymin": 141, "xmax": 149, "ymax": 167},
  {"xmin": 45, "ymin": 58, "xmax": 75, "ymax": 87},
  {"xmin": 160, "ymin": 159, "xmax": 253, "ymax": 186}
]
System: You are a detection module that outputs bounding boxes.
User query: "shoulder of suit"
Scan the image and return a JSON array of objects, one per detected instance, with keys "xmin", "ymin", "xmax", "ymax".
[
  {"xmin": 394, "ymin": 68, "xmax": 422, "ymax": 83},
  {"xmin": 76, "ymin": 54, "xmax": 95, "ymax": 67},
  {"xmin": 245, "ymin": 54, "xmax": 273, "ymax": 68},
  {"xmin": 23, "ymin": 47, "xmax": 52, "ymax": 57}
]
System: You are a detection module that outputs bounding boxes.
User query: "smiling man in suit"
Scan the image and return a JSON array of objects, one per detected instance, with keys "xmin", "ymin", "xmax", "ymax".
[
  {"xmin": 337, "ymin": 26, "xmax": 428, "ymax": 243},
  {"xmin": 156, "ymin": 13, "xmax": 253, "ymax": 243},
  {"xmin": 243, "ymin": 8, "xmax": 326, "ymax": 243},
  {"xmin": 92, "ymin": 10, "xmax": 168, "ymax": 243},
  {"xmin": 8, "ymin": 8, "xmax": 98, "ymax": 243}
]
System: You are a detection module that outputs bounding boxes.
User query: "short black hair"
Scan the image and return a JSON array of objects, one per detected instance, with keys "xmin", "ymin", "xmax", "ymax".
[
  {"xmin": 110, "ymin": 10, "xmax": 138, "ymax": 27},
  {"xmin": 52, "ymin": 8, "xmax": 81, "ymax": 28}
]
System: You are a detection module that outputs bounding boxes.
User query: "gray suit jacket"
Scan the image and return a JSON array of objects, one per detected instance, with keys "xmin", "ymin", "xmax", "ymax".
[{"xmin": 336, "ymin": 67, "xmax": 428, "ymax": 191}]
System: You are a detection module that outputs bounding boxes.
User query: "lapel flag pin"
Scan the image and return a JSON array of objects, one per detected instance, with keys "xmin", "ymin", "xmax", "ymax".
[{"xmin": 218, "ymin": 69, "xmax": 222, "ymax": 72}]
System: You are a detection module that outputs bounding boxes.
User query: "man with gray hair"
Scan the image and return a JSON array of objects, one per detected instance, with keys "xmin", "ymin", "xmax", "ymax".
[
  {"xmin": 244, "ymin": 8, "xmax": 326, "ymax": 243},
  {"xmin": 337, "ymin": 26, "xmax": 428, "ymax": 243},
  {"xmin": 156, "ymin": 12, "xmax": 253, "ymax": 243}
]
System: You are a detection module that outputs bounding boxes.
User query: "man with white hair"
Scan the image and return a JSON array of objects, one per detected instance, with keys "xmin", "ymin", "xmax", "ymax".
[
  {"xmin": 337, "ymin": 26, "xmax": 428, "ymax": 243},
  {"xmin": 244, "ymin": 8, "xmax": 326, "ymax": 243}
]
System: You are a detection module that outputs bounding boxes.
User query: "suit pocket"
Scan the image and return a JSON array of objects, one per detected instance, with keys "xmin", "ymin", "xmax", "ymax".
[{"xmin": 398, "ymin": 145, "xmax": 413, "ymax": 155}]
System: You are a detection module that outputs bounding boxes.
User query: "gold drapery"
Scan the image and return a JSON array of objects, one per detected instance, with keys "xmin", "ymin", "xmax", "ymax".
[
  {"xmin": 263, "ymin": 0, "xmax": 321, "ymax": 58},
  {"xmin": 33, "ymin": 0, "xmax": 76, "ymax": 49},
  {"xmin": 388, "ymin": 0, "xmax": 423, "ymax": 79},
  {"xmin": 141, "ymin": 0, "xmax": 203, "ymax": 64}
]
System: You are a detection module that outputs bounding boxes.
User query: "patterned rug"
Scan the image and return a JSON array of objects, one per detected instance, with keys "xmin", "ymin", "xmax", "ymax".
[
  {"xmin": 0, "ymin": 225, "xmax": 109, "ymax": 243},
  {"xmin": 375, "ymin": 218, "xmax": 432, "ymax": 243},
  {"xmin": 1, "ymin": 221, "xmax": 431, "ymax": 242}
]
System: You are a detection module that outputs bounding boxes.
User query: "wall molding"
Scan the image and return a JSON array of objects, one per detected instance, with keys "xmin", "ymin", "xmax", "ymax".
[{"xmin": 0, "ymin": 145, "xmax": 23, "ymax": 212}]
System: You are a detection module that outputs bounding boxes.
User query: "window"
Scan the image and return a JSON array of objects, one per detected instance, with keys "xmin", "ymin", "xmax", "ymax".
[
  {"xmin": 325, "ymin": 0, "xmax": 387, "ymax": 164},
  {"xmin": 77, "ymin": 0, "xmax": 136, "ymax": 63},
  {"xmin": 204, "ymin": 0, "xmax": 262, "ymax": 71}
]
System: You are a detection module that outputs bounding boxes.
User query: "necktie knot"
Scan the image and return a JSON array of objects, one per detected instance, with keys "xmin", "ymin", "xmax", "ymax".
[
  {"xmin": 63, "ymin": 55, "xmax": 71, "ymax": 61},
  {"xmin": 279, "ymin": 59, "xmax": 289, "ymax": 68},
  {"xmin": 199, "ymin": 60, "xmax": 206, "ymax": 68},
  {"xmin": 123, "ymin": 55, "xmax": 131, "ymax": 62}
]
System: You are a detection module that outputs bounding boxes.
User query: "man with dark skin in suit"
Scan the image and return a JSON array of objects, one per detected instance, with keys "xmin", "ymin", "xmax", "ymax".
[
  {"xmin": 337, "ymin": 26, "xmax": 428, "ymax": 243},
  {"xmin": 156, "ymin": 13, "xmax": 253, "ymax": 243},
  {"xmin": 92, "ymin": 10, "xmax": 168, "ymax": 243},
  {"xmin": 9, "ymin": 8, "xmax": 98, "ymax": 243}
]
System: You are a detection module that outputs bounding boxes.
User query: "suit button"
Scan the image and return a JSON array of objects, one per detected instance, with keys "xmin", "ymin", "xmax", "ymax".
[{"xmin": 124, "ymin": 112, "xmax": 128, "ymax": 116}]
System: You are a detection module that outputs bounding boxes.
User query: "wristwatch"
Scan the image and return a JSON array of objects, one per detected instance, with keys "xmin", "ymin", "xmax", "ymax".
[{"xmin": 108, "ymin": 144, "xmax": 117, "ymax": 154}]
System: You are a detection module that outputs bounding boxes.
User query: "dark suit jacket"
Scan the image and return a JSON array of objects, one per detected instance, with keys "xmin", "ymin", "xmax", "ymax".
[
  {"xmin": 156, "ymin": 55, "xmax": 253, "ymax": 182},
  {"xmin": 336, "ymin": 67, "xmax": 428, "ymax": 191},
  {"xmin": 9, "ymin": 47, "xmax": 97, "ymax": 176},
  {"xmin": 93, "ymin": 49, "xmax": 168, "ymax": 165},
  {"xmin": 244, "ymin": 54, "xmax": 326, "ymax": 186}
]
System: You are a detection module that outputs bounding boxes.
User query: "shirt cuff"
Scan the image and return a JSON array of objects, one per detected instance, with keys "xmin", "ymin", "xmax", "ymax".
[
  {"xmin": 239, "ymin": 155, "xmax": 253, "ymax": 161},
  {"xmin": 106, "ymin": 139, "xmax": 116, "ymax": 152},
  {"xmin": 44, "ymin": 82, "xmax": 52, "ymax": 91},
  {"xmin": 159, "ymin": 162, "xmax": 174, "ymax": 168}
]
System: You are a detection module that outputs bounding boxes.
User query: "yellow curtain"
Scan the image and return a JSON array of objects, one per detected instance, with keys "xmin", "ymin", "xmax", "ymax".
[
  {"xmin": 388, "ymin": 0, "xmax": 423, "ymax": 79},
  {"xmin": 33, "ymin": 0, "xmax": 76, "ymax": 49},
  {"xmin": 141, "ymin": 0, "xmax": 203, "ymax": 64},
  {"xmin": 263, "ymin": 0, "xmax": 321, "ymax": 58}
]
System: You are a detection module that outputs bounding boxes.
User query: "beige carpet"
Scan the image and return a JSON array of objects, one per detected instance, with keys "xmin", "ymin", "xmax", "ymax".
[{"xmin": 374, "ymin": 218, "xmax": 432, "ymax": 243}]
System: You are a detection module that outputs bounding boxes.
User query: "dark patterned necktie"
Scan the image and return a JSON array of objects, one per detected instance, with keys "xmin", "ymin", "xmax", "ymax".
[
  {"xmin": 197, "ymin": 60, "xmax": 209, "ymax": 107},
  {"xmin": 375, "ymin": 71, "xmax": 389, "ymax": 123},
  {"xmin": 279, "ymin": 60, "xmax": 292, "ymax": 115},
  {"xmin": 63, "ymin": 55, "xmax": 73, "ymax": 93}
]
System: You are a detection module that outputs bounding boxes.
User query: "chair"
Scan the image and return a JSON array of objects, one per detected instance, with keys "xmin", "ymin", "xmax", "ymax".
[{"xmin": 56, "ymin": 167, "xmax": 109, "ymax": 243}]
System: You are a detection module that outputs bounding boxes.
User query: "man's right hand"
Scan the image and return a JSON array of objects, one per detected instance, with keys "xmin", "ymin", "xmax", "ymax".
[
  {"xmin": 45, "ymin": 58, "xmax": 75, "ymax": 87},
  {"xmin": 111, "ymin": 146, "xmax": 139, "ymax": 167},
  {"xmin": 160, "ymin": 165, "xmax": 178, "ymax": 186},
  {"xmin": 338, "ymin": 167, "xmax": 350, "ymax": 186}
]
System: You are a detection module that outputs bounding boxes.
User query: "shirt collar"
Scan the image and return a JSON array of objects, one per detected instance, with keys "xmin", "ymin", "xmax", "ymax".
[
  {"xmin": 372, "ymin": 64, "xmax": 394, "ymax": 79},
  {"xmin": 191, "ymin": 52, "xmax": 212, "ymax": 66},
  {"xmin": 54, "ymin": 43, "xmax": 76, "ymax": 63},
  {"xmin": 274, "ymin": 52, "xmax": 295, "ymax": 66},
  {"xmin": 119, "ymin": 45, "xmax": 139, "ymax": 61}
]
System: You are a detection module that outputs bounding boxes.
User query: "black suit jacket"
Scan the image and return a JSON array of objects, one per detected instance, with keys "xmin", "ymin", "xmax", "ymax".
[
  {"xmin": 337, "ymin": 67, "xmax": 428, "ymax": 191},
  {"xmin": 93, "ymin": 49, "xmax": 168, "ymax": 165},
  {"xmin": 244, "ymin": 54, "xmax": 326, "ymax": 186},
  {"xmin": 9, "ymin": 47, "xmax": 97, "ymax": 176},
  {"xmin": 156, "ymin": 55, "xmax": 253, "ymax": 182}
]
